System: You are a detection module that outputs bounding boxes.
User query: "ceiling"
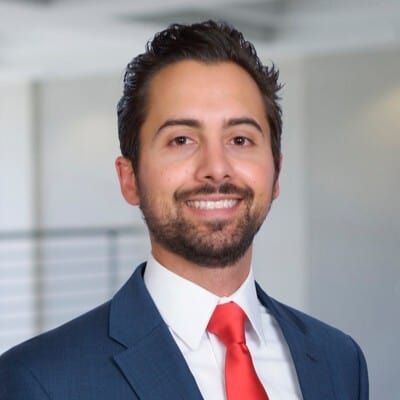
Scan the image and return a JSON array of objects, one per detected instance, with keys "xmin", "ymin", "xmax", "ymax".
[{"xmin": 0, "ymin": 0, "xmax": 399, "ymax": 79}]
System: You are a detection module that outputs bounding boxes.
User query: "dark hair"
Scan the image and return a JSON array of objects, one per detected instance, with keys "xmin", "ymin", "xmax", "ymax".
[{"xmin": 117, "ymin": 20, "xmax": 282, "ymax": 174}]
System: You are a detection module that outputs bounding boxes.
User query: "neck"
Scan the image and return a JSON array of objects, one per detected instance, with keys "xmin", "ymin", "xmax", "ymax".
[{"xmin": 150, "ymin": 244, "xmax": 253, "ymax": 297}]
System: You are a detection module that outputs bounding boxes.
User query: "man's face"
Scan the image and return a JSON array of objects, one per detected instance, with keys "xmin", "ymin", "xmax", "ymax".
[{"xmin": 119, "ymin": 60, "xmax": 280, "ymax": 268}]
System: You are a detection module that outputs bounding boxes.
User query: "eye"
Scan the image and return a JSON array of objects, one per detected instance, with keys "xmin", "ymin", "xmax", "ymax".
[
  {"xmin": 170, "ymin": 136, "xmax": 193, "ymax": 146},
  {"xmin": 231, "ymin": 136, "xmax": 252, "ymax": 146}
]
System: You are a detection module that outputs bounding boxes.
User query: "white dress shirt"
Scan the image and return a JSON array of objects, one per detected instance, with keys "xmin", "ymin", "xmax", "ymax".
[{"xmin": 144, "ymin": 254, "xmax": 303, "ymax": 400}]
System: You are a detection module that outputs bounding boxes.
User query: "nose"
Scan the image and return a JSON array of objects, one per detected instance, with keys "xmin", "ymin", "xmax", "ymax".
[{"xmin": 194, "ymin": 141, "xmax": 234, "ymax": 184}]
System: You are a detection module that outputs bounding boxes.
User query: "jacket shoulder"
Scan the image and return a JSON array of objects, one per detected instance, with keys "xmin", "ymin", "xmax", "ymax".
[
  {"xmin": 270, "ymin": 296, "xmax": 357, "ymax": 347},
  {"xmin": 1, "ymin": 301, "xmax": 112, "ymax": 365},
  {"xmin": 0, "ymin": 301, "xmax": 126, "ymax": 399},
  {"xmin": 257, "ymin": 284, "xmax": 356, "ymax": 344}
]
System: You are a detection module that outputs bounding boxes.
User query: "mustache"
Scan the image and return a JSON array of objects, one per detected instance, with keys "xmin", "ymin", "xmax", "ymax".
[{"xmin": 174, "ymin": 183, "xmax": 254, "ymax": 202}]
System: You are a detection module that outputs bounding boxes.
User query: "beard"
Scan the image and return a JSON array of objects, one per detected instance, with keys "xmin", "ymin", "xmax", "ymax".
[{"xmin": 138, "ymin": 182, "xmax": 270, "ymax": 268}]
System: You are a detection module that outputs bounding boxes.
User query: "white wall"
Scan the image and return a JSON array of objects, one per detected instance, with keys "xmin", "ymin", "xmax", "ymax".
[
  {"xmin": 38, "ymin": 75, "xmax": 143, "ymax": 229},
  {"xmin": 37, "ymin": 75, "xmax": 149, "ymax": 332},
  {"xmin": 305, "ymin": 47, "xmax": 400, "ymax": 400},
  {"xmin": 0, "ymin": 81, "xmax": 36, "ymax": 349},
  {"xmin": 253, "ymin": 56, "xmax": 308, "ymax": 311},
  {"xmin": 0, "ymin": 81, "xmax": 35, "ymax": 230},
  {"xmin": 254, "ymin": 47, "xmax": 399, "ymax": 400}
]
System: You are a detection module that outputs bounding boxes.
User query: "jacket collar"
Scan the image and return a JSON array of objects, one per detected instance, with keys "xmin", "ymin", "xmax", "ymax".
[
  {"xmin": 109, "ymin": 263, "xmax": 203, "ymax": 400},
  {"xmin": 256, "ymin": 283, "xmax": 336, "ymax": 400}
]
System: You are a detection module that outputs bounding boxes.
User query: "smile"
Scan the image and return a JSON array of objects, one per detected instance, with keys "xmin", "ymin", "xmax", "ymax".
[{"xmin": 186, "ymin": 199, "xmax": 239, "ymax": 210}]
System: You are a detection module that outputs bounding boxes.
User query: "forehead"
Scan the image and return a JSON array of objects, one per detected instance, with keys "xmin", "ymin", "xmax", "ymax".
[{"xmin": 144, "ymin": 60, "xmax": 266, "ymax": 121}]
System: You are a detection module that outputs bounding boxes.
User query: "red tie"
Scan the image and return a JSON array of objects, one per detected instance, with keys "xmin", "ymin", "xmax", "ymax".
[{"xmin": 207, "ymin": 302, "xmax": 269, "ymax": 400}]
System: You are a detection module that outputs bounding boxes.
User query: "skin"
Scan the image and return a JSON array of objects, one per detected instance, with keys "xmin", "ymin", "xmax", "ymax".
[{"xmin": 116, "ymin": 60, "xmax": 280, "ymax": 296}]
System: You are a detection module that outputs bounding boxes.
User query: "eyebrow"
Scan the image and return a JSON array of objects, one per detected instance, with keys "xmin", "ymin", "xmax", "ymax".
[
  {"xmin": 156, "ymin": 119, "xmax": 201, "ymax": 134},
  {"xmin": 156, "ymin": 116, "xmax": 264, "ymax": 135},
  {"xmin": 224, "ymin": 117, "xmax": 264, "ymax": 134}
]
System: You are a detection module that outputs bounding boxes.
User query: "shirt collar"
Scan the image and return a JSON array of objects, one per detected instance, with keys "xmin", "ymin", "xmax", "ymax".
[
  {"xmin": 143, "ymin": 254, "xmax": 266, "ymax": 350},
  {"xmin": 221, "ymin": 269, "xmax": 265, "ymax": 345}
]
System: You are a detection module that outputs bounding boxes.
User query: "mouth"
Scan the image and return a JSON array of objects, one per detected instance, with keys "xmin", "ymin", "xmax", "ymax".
[{"xmin": 186, "ymin": 199, "xmax": 239, "ymax": 210}]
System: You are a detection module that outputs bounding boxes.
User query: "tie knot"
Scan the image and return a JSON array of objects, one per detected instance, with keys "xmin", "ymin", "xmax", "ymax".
[{"xmin": 207, "ymin": 302, "xmax": 247, "ymax": 346}]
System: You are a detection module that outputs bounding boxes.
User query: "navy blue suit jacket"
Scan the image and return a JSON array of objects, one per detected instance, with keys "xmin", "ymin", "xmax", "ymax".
[{"xmin": 0, "ymin": 263, "xmax": 368, "ymax": 399}]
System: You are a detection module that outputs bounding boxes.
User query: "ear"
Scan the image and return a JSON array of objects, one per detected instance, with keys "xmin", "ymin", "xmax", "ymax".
[
  {"xmin": 272, "ymin": 153, "xmax": 282, "ymax": 200},
  {"xmin": 115, "ymin": 156, "xmax": 140, "ymax": 206}
]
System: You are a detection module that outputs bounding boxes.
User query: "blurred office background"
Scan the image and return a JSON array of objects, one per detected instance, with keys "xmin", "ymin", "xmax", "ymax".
[{"xmin": 0, "ymin": 0, "xmax": 399, "ymax": 398}]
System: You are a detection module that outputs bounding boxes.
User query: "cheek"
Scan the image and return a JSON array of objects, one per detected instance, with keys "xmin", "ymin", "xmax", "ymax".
[
  {"xmin": 162, "ymin": 163, "xmax": 193, "ymax": 184},
  {"xmin": 141, "ymin": 163, "xmax": 193, "ymax": 199},
  {"xmin": 236, "ymin": 160, "xmax": 275, "ymax": 186}
]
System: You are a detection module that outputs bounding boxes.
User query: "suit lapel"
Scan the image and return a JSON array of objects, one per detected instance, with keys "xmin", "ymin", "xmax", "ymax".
[
  {"xmin": 277, "ymin": 318, "xmax": 336, "ymax": 400},
  {"xmin": 109, "ymin": 263, "xmax": 203, "ymax": 400},
  {"xmin": 256, "ymin": 284, "xmax": 336, "ymax": 400}
]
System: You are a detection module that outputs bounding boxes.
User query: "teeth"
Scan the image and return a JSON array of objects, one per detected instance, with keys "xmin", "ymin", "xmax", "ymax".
[{"xmin": 186, "ymin": 199, "xmax": 238, "ymax": 210}]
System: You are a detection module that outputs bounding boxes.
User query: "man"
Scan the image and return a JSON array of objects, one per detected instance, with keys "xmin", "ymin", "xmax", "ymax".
[{"xmin": 0, "ymin": 21, "xmax": 368, "ymax": 399}]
